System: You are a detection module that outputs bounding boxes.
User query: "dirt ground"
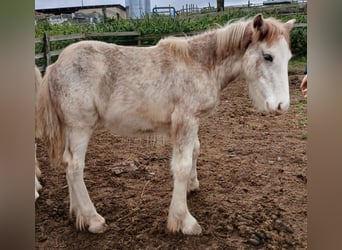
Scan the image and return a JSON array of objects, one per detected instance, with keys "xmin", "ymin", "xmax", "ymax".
[{"xmin": 35, "ymin": 70, "xmax": 307, "ymax": 249}]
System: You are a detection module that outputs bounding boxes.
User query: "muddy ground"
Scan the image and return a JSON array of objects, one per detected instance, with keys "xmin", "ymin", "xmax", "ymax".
[{"xmin": 35, "ymin": 71, "xmax": 307, "ymax": 249}]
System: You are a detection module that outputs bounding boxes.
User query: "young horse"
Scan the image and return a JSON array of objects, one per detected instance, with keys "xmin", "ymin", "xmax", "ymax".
[
  {"xmin": 35, "ymin": 66, "xmax": 43, "ymax": 200},
  {"xmin": 36, "ymin": 14, "xmax": 295, "ymax": 234}
]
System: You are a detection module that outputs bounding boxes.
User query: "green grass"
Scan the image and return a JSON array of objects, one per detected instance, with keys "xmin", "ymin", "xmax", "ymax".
[
  {"xmin": 298, "ymin": 119, "xmax": 307, "ymax": 127},
  {"xmin": 292, "ymin": 99, "xmax": 307, "ymax": 140},
  {"xmin": 35, "ymin": 10, "xmax": 307, "ymax": 38},
  {"xmin": 292, "ymin": 99, "xmax": 307, "ymax": 113},
  {"xmin": 289, "ymin": 57, "xmax": 307, "ymax": 72},
  {"xmin": 300, "ymin": 132, "xmax": 307, "ymax": 140},
  {"xmin": 35, "ymin": 10, "xmax": 307, "ymax": 68}
]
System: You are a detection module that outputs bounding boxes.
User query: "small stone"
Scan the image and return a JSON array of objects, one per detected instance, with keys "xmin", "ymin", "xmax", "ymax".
[
  {"xmin": 129, "ymin": 162, "xmax": 137, "ymax": 170},
  {"xmin": 38, "ymin": 234, "xmax": 47, "ymax": 242},
  {"xmin": 111, "ymin": 167, "xmax": 125, "ymax": 175},
  {"xmin": 273, "ymin": 219, "xmax": 283, "ymax": 231},
  {"xmin": 136, "ymin": 234, "xmax": 146, "ymax": 240},
  {"xmin": 111, "ymin": 161, "xmax": 137, "ymax": 174},
  {"xmin": 268, "ymin": 160, "xmax": 275, "ymax": 165},
  {"xmin": 251, "ymin": 233, "xmax": 259, "ymax": 240},
  {"xmin": 46, "ymin": 199, "xmax": 54, "ymax": 206},
  {"xmin": 285, "ymin": 225, "xmax": 294, "ymax": 233},
  {"xmin": 277, "ymin": 156, "xmax": 282, "ymax": 161},
  {"xmin": 227, "ymin": 225, "xmax": 234, "ymax": 232},
  {"xmin": 247, "ymin": 238, "xmax": 260, "ymax": 246},
  {"xmin": 255, "ymin": 231, "xmax": 266, "ymax": 239}
]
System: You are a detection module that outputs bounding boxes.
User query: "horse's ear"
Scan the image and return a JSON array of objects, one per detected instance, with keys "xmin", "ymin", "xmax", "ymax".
[
  {"xmin": 252, "ymin": 13, "xmax": 268, "ymax": 41},
  {"xmin": 241, "ymin": 14, "xmax": 266, "ymax": 50},
  {"xmin": 253, "ymin": 14, "xmax": 264, "ymax": 31},
  {"xmin": 284, "ymin": 19, "xmax": 296, "ymax": 32}
]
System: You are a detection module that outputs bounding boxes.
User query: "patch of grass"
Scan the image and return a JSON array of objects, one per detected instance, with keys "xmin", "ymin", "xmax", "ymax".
[
  {"xmin": 300, "ymin": 132, "xmax": 307, "ymax": 140},
  {"xmin": 298, "ymin": 119, "xmax": 307, "ymax": 127},
  {"xmin": 292, "ymin": 99, "xmax": 307, "ymax": 114},
  {"xmin": 289, "ymin": 57, "xmax": 307, "ymax": 72}
]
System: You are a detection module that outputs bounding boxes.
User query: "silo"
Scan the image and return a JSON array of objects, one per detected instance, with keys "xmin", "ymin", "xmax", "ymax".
[
  {"xmin": 144, "ymin": 0, "xmax": 151, "ymax": 15},
  {"xmin": 125, "ymin": 0, "xmax": 151, "ymax": 18}
]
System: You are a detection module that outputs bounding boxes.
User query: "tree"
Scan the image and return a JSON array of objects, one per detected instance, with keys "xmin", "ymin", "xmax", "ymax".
[{"xmin": 217, "ymin": 0, "xmax": 224, "ymax": 12}]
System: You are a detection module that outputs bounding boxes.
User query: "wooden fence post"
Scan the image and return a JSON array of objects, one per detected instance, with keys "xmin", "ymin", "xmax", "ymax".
[
  {"xmin": 43, "ymin": 32, "xmax": 51, "ymax": 66},
  {"xmin": 138, "ymin": 35, "xmax": 141, "ymax": 46}
]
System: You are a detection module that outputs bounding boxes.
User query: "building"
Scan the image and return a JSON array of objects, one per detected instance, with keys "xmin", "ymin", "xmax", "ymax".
[
  {"xmin": 77, "ymin": 5, "xmax": 127, "ymax": 20},
  {"xmin": 125, "ymin": 0, "xmax": 151, "ymax": 18},
  {"xmin": 35, "ymin": 1, "xmax": 127, "ymax": 20},
  {"xmin": 263, "ymin": 0, "xmax": 292, "ymax": 5}
]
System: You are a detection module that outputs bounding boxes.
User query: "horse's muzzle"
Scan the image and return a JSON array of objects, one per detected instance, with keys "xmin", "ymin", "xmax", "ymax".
[{"xmin": 266, "ymin": 101, "xmax": 289, "ymax": 113}]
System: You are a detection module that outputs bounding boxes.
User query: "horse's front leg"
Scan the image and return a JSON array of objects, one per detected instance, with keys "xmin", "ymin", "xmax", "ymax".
[
  {"xmin": 167, "ymin": 114, "xmax": 202, "ymax": 235},
  {"xmin": 188, "ymin": 136, "xmax": 200, "ymax": 193}
]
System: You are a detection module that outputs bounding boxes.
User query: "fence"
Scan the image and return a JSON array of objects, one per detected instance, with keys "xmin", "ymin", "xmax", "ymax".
[
  {"xmin": 35, "ymin": 31, "xmax": 141, "ymax": 72},
  {"xmin": 35, "ymin": 30, "xmax": 211, "ymax": 71},
  {"xmin": 35, "ymin": 23, "xmax": 306, "ymax": 72}
]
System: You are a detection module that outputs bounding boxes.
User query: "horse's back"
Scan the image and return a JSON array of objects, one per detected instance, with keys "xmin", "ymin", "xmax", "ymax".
[
  {"xmin": 45, "ymin": 41, "xmax": 115, "ymax": 127},
  {"xmin": 45, "ymin": 39, "xmax": 217, "ymax": 134}
]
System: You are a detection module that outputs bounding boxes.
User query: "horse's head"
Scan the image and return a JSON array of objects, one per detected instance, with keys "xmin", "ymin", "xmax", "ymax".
[{"xmin": 242, "ymin": 14, "xmax": 295, "ymax": 113}]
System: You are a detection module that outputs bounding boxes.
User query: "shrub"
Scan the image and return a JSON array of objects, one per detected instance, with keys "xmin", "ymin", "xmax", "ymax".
[{"xmin": 35, "ymin": 8, "xmax": 307, "ymax": 68}]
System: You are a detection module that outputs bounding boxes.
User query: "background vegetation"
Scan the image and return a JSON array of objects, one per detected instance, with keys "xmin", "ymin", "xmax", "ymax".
[{"xmin": 35, "ymin": 8, "xmax": 307, "ymax": 67}]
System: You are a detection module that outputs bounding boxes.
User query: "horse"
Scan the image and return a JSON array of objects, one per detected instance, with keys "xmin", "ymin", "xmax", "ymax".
[
  {"xmin": 36, "ymin": 14, "xmax": 295, "ymax": 235},
  {"xmin": 35, "ymin": 65, "xmax": 43, "ymax": 200}
]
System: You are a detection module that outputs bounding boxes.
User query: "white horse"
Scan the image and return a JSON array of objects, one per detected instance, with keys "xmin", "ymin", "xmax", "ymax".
[
  {"xmin": 35, "ymin": 66, "xmax": 43, "ymax": 200},
  {"xmin": 36, "ymin": 14, "xmax": 295, "ymax": 234}
]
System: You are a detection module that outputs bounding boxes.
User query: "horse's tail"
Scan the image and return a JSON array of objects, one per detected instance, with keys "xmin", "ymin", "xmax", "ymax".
[
  {"xmin": 34, "ymin": 66, "xmax": 42, "ymax": 95},
  {"xmin": 36, "ymin": 66, "xmax": 65, "ymax": 168},
  {"xmin": 35, "ymin": 66, "xmax": 43, "ymax": 133}
]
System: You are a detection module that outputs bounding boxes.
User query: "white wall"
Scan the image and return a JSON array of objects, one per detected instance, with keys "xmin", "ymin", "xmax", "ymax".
[{"xmin": 35, "ymin": 0, "xmax": 126, "ymax": 10}]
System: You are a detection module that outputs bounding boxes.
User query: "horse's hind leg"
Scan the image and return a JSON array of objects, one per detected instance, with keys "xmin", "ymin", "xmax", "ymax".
[
  {"xmin": 167, "ymin": 113, "xmax": 202, "ymax": 235},
  {"xmin": 188, "ymin": 136, "xmax": 200, "ymax": 193},
  {"xmin": 63, "ymin": 127, "xmax": 106, "ymax": 233},
  {"xmin": 35, "ymin": 144, "xmax": 42, "ymax": 200}
]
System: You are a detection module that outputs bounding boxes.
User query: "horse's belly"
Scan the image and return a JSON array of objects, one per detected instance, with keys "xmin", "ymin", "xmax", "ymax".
[
  {"xmin": 106, "ymin": 121, "xmax": 170, "ymax": 137},
  {"xmin": 104, "ymin": 110, "xmax": 171, "ymax": 137}
]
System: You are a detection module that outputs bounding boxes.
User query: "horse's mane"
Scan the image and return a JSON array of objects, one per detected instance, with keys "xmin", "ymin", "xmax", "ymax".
[
  {"xmin": 216, "ymin": 16, "xmax": 291, "ymax": 58},
  {"xmin": 157, "ymin": 37, "xmax": 191, "ymax": 63},
  {"xmin": 216, "ymin": 18, "xmax": 250, "ymax": 59},
  {"xmin": 157, "ymin": 16, "xmax": 291, "ymax": 63}
]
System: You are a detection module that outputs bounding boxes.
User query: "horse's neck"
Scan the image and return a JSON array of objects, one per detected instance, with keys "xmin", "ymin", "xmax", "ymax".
[
  {"xmin": 189, "ymin": 33, "xmax": 243, "ymax": 90},
  {"xmin": 215, "ymin": 56, "xmax": 243, "ymax": 90},
  {"xmin": 188, "ymin": 32, "xmax": 217, "ymax": 69}
]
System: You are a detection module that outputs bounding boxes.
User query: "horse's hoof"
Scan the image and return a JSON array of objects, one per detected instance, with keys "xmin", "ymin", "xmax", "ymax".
[
  {"xmin": 182, "ymin": 222, "xmax": 202, "ymax": 235},
  {"xmin": 88, "ymin": 215, "xmax": 107, "ymax": 234},
  {"xmin": 181, "ymin": 215, "xmax": 202, "ymax": 235}
]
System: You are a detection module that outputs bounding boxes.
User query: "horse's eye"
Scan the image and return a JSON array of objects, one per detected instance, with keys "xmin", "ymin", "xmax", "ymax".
[{"xmin": 263, "ymin": 54, "xmax": 273, "ymax": 62}]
